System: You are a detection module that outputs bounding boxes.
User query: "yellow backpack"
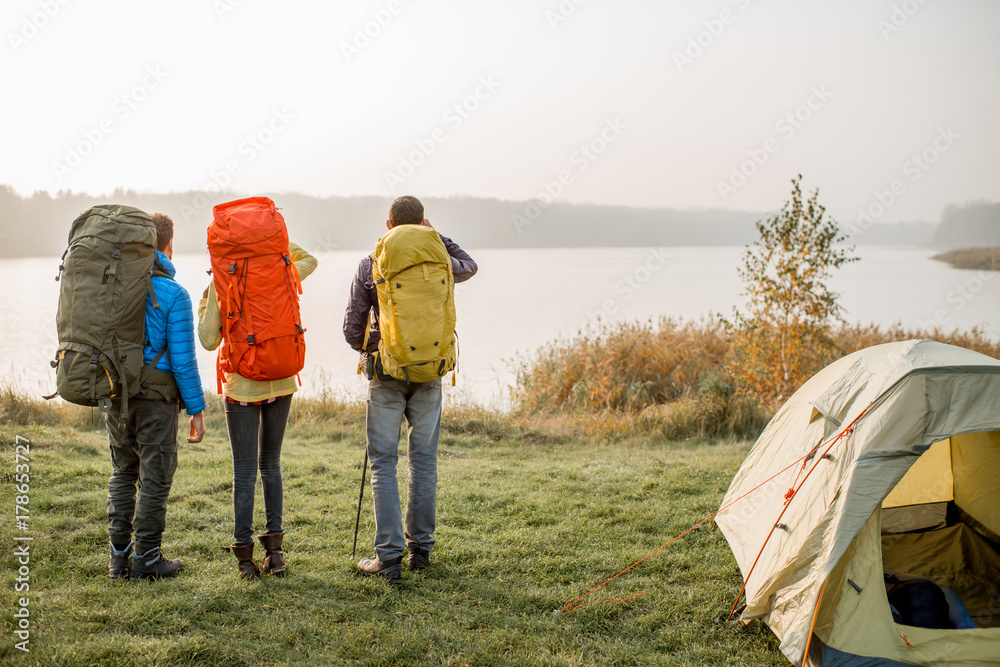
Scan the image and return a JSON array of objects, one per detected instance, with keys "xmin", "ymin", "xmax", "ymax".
[{"xmin": 368, "ymin": 224, "xmax": 457, "ymax": 383}]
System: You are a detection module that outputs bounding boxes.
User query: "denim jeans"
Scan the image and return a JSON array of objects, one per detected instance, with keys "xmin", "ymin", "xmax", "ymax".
[
  {"xmin": 224, "ymin": 395, "xmax": 292, "ymax": 545},
  {"xmin": 106, "ymin": 398, "xmax": 179, "ymax": 555},
  {"xmin": 366, "ymin": 377, "xmax": 442, "ymax": 561}
]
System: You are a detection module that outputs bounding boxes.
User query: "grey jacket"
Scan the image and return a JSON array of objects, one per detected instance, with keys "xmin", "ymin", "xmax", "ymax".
[{"xmin": 342, "ymin": 233, "xmax": 477, "ymax": 355}]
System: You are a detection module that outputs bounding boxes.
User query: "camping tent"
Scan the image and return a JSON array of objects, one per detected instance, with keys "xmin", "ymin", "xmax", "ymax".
[{"xmin": 715, "ymin": 340, "xmax": 1000, "ymax": 666}]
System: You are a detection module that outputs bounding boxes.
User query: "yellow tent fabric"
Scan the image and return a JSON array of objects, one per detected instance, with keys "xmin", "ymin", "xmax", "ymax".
[
  {"xmin": 715, "ymin": 340, "xmax": 1000, "ymax": 666},
  {"xmin": 882, "ymin": 439, "xmax": 953, "ymax": 509}
]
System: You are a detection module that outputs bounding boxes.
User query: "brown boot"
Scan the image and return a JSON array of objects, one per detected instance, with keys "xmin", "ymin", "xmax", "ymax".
[
  {"xmin": 257, "ymin": 532, "xmax": 286, "ymax": 576},
  {"xmin": 224, "ymin": 542, "xmax": 260, "ymax": 580}
]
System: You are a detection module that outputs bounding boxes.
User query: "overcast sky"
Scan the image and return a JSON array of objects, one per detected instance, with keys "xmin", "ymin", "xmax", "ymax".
[{"xmin": 2, "ymin": 0, "xmax": 998, "ymax": 225}]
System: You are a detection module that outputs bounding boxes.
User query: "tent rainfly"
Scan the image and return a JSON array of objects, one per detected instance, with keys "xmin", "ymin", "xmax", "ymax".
[{"xmin": 716, "ymin": 340, "xmax": 1000, "ymax": 666}]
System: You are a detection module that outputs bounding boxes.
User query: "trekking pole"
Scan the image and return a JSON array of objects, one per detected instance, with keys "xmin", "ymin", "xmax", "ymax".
[{"xmin": 351, "ymin": 448, "xmax": 369, "ymax": 559}]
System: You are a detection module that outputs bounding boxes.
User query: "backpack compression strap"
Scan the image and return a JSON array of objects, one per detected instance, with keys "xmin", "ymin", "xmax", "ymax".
[
  {"xmin": 138, "ymin": 346, "xmax": 168, "ymax": 391},
  {"xmin": 281, "ymin": 253, "xmax": 305, "ymax": 387},
  {"xmin": 220, "ymin": 259, "xmax": 242, "ymax": 392}
]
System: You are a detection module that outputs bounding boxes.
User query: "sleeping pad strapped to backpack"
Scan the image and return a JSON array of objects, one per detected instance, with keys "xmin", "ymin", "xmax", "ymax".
[{"xmin": 207, "ymin": 197, "xmax": 305, "ymax": 391}]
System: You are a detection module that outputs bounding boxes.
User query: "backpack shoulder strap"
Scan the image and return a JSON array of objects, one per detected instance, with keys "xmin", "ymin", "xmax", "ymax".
[
  {"xmin": 151, "ymin": 254, "xmax": 172, "ymax": 280},
  {"xmin": 140, "ymin": 259, "xmax": 171, "ymax": 387},
  {"xmin": 139, "ymin": 346, "xmax": 168, "ymax": 384},
  {"xmin": 147, "ymin": 256, "xmax": 173, "ymax": 309}
]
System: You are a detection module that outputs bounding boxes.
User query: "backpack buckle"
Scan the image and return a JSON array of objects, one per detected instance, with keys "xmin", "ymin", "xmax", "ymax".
[
  {"xmin": 247, "ymin": 335, "xmax": 256, "ymax": 345},
  {"xmin": 229, "ymin": 263, "xmax": 237, "ymax": 275}
]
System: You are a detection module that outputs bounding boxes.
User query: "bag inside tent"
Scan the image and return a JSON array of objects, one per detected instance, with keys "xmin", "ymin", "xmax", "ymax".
[
  {"xmin": 815, "ymin": 428, "xmax": 1000, "ymax": 667},
  {"xmin": 878, "ymin": 430, "xmax": 1000, "ymax": 630}
]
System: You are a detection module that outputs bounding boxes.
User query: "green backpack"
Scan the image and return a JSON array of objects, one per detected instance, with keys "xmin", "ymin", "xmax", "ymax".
[
  {"xmin": 369, "ymin": 224, "xmax": 457, "ymax": 383},
  {"xmin": 49, "ymin": 205, "xmax": 161, "ymax": 415}
]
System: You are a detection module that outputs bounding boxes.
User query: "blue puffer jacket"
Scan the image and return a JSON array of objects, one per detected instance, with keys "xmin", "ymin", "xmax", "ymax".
[{"xmin": 144, "ymin": 251, "xmax": 206, "ymax": 414}]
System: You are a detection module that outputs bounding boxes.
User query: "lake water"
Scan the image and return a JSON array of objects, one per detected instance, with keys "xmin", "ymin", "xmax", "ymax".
[{"xmin": 3, "ymin": 246, "xmax": 998, "ymax": 408}]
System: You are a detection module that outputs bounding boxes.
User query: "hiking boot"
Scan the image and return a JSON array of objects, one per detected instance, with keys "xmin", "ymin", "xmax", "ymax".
[
  {"xmin": 109, "ymin": 541, "xmax": 133, "ymax": 580},
  {"xmin": 257, "ymin": 532, "xmax": 286, "ymax": 576},
  {"xmin": 406, "ymin": 547, "xmax": 430, "ymax": 572},
  {"xmin": 225, "ymin": 542, "xmax": 260, "ymax": 580},
  {"xmin": 130, "ymin": 547, "xmax": 182, "ymax": 580},
  {"xmin": 358, "ymin": 556, "xmax": 402, "ymax": 584}
]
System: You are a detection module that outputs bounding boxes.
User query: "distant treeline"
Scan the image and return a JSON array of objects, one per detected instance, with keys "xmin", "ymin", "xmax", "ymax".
[
  {"xmin": 933, "ymin": 202, "xmax": 1000, "ymax": 247},
  {"xmin": 0, "ymin": 185, "xmax": 991, "ymax": 259},
  {"xmin": 1, "ymin": 187, "xmax": 762, "ymax": 258}
]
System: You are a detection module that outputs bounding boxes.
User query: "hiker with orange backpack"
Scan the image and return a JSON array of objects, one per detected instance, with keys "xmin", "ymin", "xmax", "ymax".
[
  {"xmin": 198, "ymin": 197, "xmax": 317, "ymax": 580},
  {"xmin": 343, "ymin": 195, "xmax": 477, "ymax": 583}
]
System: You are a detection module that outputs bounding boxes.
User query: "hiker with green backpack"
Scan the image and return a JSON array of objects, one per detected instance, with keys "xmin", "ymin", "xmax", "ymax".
[
  {"xmin": 342, "ymin": 195, "xmax": 477, "ymax": 583},
  {"xmin": 108, "ymin": 212, "xmax": 206, "ymax": 580},
  {"xmin": 52, "ymin": 206, "xmax": 206, "ymax": 580}
]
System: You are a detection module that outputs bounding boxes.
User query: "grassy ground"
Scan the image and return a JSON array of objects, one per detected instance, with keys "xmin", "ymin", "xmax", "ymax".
[{"xmin": 0, "ymin": 406, "xmax": 785, "ymax": 666}]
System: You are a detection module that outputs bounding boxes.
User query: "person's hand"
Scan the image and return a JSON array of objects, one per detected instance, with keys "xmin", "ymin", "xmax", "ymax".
[
  {"xmin": 187, "ymin": 412, "xmax": 206, "ymax": 443},
  {"xmin": 421, "ymin": 218, "xmax": 433, "ymax": 228}
]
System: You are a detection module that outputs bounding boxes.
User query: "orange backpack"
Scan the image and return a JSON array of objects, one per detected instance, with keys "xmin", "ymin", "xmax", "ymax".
[{"xmin": 207, "ymin": 197, "xmax": 305, "ymax": 392}]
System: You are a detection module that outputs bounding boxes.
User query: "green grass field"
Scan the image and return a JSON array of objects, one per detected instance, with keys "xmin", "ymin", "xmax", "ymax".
[{"xmin": 0, "ymin": 406, "xmax": 786, "ymax": 666}]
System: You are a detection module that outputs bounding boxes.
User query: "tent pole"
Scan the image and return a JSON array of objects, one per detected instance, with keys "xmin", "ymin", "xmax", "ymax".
[{"xmin": 802, "ymin": 581, "xmax": 826, "ymax": 667}]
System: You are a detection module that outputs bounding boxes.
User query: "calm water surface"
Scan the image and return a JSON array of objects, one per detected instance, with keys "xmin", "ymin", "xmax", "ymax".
[{"xmin": 3, "ymin": 247, "xmax": 997, "ymax": 407}]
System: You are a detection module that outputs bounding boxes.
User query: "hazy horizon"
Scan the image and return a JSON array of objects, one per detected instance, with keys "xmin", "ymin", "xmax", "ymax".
[
  {"xmin": 0, "ymin": 184, "xmax": 965, "ymax": 260},
  {"xmin": 2, "ymin": 1, "xmax": 998, "ymax": 229}
]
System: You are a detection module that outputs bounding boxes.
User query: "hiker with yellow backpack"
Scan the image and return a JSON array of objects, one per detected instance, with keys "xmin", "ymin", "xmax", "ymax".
[
  {"xmin": 198, "ymin": 197, "xmax": 317, "ymax": 580},
  {"xmin": 343, "ymin": 195, "xmax": 477, "ymax": 583}
]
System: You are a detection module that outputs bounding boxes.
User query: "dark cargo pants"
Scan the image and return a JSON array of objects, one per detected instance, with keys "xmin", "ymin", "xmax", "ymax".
[{"xmin": 105, "ymin": 398, "xmax": 179, "ymax": 555}]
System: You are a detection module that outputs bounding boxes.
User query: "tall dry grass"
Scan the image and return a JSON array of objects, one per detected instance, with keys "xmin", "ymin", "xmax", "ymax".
[
  {"xmin": 511, "ymin": 319, "xmax": 1000, "ymax": 442},
  {"xmin": 831, "ymin": 323, "xmax": 1000, "ymax": 359},
  {"xmin": 931, "ymin": 247, "xmax": 1000, "ymax": 271},
  {"xmin": 512, "ymin": 318, "xmax": 771, "ymax": 441},
  {"xmin": 514, "ymin": 318, "xmax": 729, "ymax": 413},
  {"xmin": 0, "ymin": 384, "xmax": 101, "ymax": 429}
]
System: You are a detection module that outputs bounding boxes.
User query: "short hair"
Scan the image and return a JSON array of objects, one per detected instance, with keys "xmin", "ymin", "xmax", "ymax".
[
  {"xmin": 150, "ymin": 212, "xmax": 173, "ymax": 252},
  {"xmin": 388, "ymin": 196, "xmax": 424, "ymax": 227}
]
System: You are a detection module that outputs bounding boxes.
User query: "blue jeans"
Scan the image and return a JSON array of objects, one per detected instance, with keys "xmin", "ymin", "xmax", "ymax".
[
  {"xmin": 224, "ymin": 395, "xmax": 292, "ymax": 545},
  {"xmin": 366, "ymin": 377, "xmax": 442, "ymax": 561}
]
